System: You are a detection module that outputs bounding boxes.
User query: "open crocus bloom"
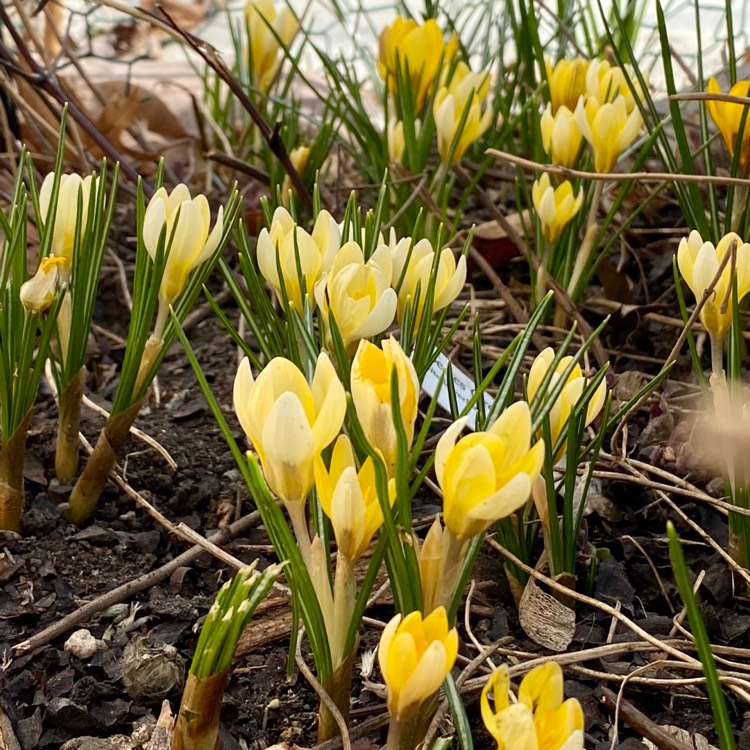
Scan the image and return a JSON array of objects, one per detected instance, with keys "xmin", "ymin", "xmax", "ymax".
[
  {"xmin": 233, "ymin": 353, "xmax": 346, "ymax": 506},
  {"xmin": 540, "ymin": 104, "xmax": 583, "ymax": 169},
  {"xmin": 436, "ymin": 403, "xmax": 545, "ymax": 539},
  {"xmin": 531, "ymin": 174, "xmax": 583, "ymax": 243},
  {"xmin": 378, "ymin": 607, "xmax": 458, "ymax": 720},
  {"xmin": 677, "ymin": 229, "xmax": 750, "ymax": 341},
  {"xmin": 481, "ymin": 662, "xmax": 584, "ymax": 750}
]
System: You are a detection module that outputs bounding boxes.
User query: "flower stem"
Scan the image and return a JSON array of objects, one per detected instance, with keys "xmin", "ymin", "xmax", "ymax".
[{"xmin": 566, "ymin": 179, "xmax": 604, "ymax": 302}]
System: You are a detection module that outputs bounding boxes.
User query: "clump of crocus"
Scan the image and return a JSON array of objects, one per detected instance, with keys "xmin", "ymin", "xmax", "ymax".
[
  {"xmin": 350, "ymin": 337, "xmax": 420, "ymax": 473},
  {"xmin": 481, "ymin": 662, "xmax": 584, "ymax": 750},
  {"xmin": 378, "ymin": 17, "xmax": 456, "ymax": 111},
  {"xmin": 244, "ymin": 0, "xmax": 298, "ymax": 90},
  {"xmin": 257, "ymin": 206, "xmax": 341, "ymax": 314},
  {"xmin": 540, "ymin": 104, "xmax": 582, "ymax": 168},
  {"xmin": 379, "ymin": 607, "xmax": 458, "ymax": 750},
  {"xmin": 314, "ymin": 241, "xmax": 397, "ymax": 352},
  {"xmin": 174, "ymin": 562, "xmax": 280, "ymax": 750},
  {"xmin": 531, "ymin": 174, "xmax": 583, "ymax": 244},
  {"xmin": 545, "ymin": 57, "xmax": 589, "ymax": 113},
  {"xmin": 234, "ymin": 353, "xmax": 347, "ymax": 561},
  {"xmin": 434, "ymin": 61, "xmax": 493, "ymax": 165},
  {"xmin": 706, "ymin": 77, "xmax": 750, "ymax": 173},
  {"xmin": 390, "ymin": 235, "xmax": 466, "ymax": 328},
  {"xmin": 419, "ymin": 404, "xmax": 544, "ymax": 614}
]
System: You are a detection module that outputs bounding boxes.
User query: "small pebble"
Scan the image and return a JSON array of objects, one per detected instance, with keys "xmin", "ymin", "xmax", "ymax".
[{"xmin": 64, "ymin": 629, "xmax": 99, "ymax": 660}]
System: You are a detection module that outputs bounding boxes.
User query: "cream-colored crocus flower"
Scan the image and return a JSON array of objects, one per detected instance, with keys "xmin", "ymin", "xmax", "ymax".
[
  {"xmin": 378, "ymin": 17, "xmax": 457, "ymax": 110},
  {"xmin": 378, "ymin": 607, "xmax": 458, "ymax": 720},
  {"xmin": 531, "ymin": 173, "xmax": 583, "ymax": 244},
  {"xmin": 434, "ymin": 61, "xmax": 493, "ymax": 165},
  {"xmin": 387, "ymin": 117, "xmax": 406, "ymax": 164},
  {"xmin": 143, "ymin": 184, "xmax": 224, "ymax": 336},
  {"xmin": 245, "ymin": 0, "xmax": 299, "ymax": 89},
  {"xmin": 585, "ymin": 59, "xmax": 644, "ymax": 113},
  {"xmin": 350, "ymin": 337, "xmax": 420, "ymax": 472},
  {"xmin": 390, "ymin": 236, "xmax": 466, "ymax": 325},
  {"xmin": 575, "ymin": 94, "xmax": 642, "ymax": 173},
  {"xmin": 281, "ymin": 144, "xmax": 311, "ymax": 206},
  {"xmin": 19, "ymin": 256, "xmax": 66, "ymax": 312},
  {"xmin": 233, "ymin": 353, "xmax": 346, "ymax": 507},
  {"xmin": 481, "ymin": 663, "xmax": 584, "ymax": 750},
  {"xmin": 257, "ymin": 207, "xmax": 341, "ymax": 314},
  {"xmin": 314, "ymin": 242, "xmax": 397, "ymax": 352},
  {"xmin": 39, "ymin": 172, "xmax": 94, "ymax": 270},
  {"xmin": 545, "ymin": 57, "xmax": 588, "ymax": 114},
  {"xmin": 436, "ymin": 404, "xmax": 545, "ymax": 540},
  {"xmin": 677, "ymin": 230, "xmax": 750, "ymax": 342},
  {"xmin": 707, "ymin": 77, "xmax": 750, "ymax": 173},
  {"xmin": 314, "ymin": 434, "xmax": 393, "ymax": 561},
  {"xmin": 540, "ymin": 103, "xmax": 583, "ymax": 168},
  {"xmin": 527, "ymin": 347, "xmax": 607, "ymax": 460}
]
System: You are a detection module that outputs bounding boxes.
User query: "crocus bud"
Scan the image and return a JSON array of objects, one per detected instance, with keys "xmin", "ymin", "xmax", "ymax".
[
  {"xmin": 434, "ymin": 61, "xmax": 493, "ymax": 165},
  {"xmin": 20, "ymin": 255, "xmax": 66, "ymax": 312},
  {"xmin": 245, "ymin": 0, "xmax": 299, "ymax": 89},
  {"xmin": 142, "ymin": 184, "xmax": 224, "ymax": 308},
  {"xmin": 575, "ymin": 94, "xmax": 642, "ymax": 173},
  {"xmin": 314, "ymin": 435, "xmax": 393, "ymax": 561},
  {"xmin": 233, "ymin": 353, "xmax": 346, "ymax": 506},
  {"xmin": 527, "ymin": 347, "xmax": 607, "ymax": 460},
  {"xmin": 540, "ymin": 103, "xmax": 582, "ymax": 168},
  {"xmin": 257, "ymin": 207, "xmax": 341, "ymax": 314},
  {"xmin": 435, "ymin": 405, "xmax": 544, "ymax": 539},
  {"xmin": 545, "ymin": 57, "xmax": 588, "ymax": 114},
  {"xmin": 387, "ymin": 117, "xmax": 406, "ymax": 164},
  {"xmin": 378, "ymin": 607, "xmax": 458, "ymax": 720},
  {"xmin": 38, "ymin": 172, "xmax": 94, "ymax": 267},
  {"xmin": 677, "ymin": 230, "xmax": 750, "ymax": 341},
  {"xmin": 531, "ymin": 173, "xmax": 583, "ymax": 244},
  {"xmin": 350, "ymin": 337, "xmax": 420, "ymax": 472}
]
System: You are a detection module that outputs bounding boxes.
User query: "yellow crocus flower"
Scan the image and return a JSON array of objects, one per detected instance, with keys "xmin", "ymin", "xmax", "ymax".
[
  {"xmin": 245, "ymin": 0, "xmax": 299, "ymax": 89},
  {"xmin": 378, "ymin": 17, "xmax": 457, "ymax": 110},
  {"xmin": 677, "ymin": 230, "xmax": 750, "ymax": 341},
  {"xmin": 387, "ymin": 117, "xmax": 406, "ymax": 164},
  {"xmin": 281, "ymin": 144, "xmax": 311, "ymax": 206},
  {"xmin": 390, "ymin": 236, "xmax": 466, "ymax": 326},
  {"xmin": 38, "ymin": 172, "xmax": 94, "ymax": 269},
  {"xmin": 313, "ymin": 434, "xmax": 393, "ymax": 561},
  {"xmin": 707, "ymin": 77, "xmax": 750, "ymax": 172},
  {"xmin": 527, "ymin": 347, "xmax": 607, "ymax": 459},
  {"xmin": 434, "ymin": 61, "xmax": 493, "ymax": 165},
  {"xmin": 540, "ymin": 103, "xmax": 582, "ymax": 169},
  {"xmin": 378, "ymin": 607, "xmax": 458, "ymax": 720},
  {"xmin": 585, "ymin": 59, "xmax": 644, "ymax": 113},
  {"xmin": 143, "ymin": 184, "xmax": 224, "ymax": 336},
  {"xmin": 313, "ymin": 241, "xmax": 397, "ymax": 352},
  {"xmin": 350, "ymin": 336, "xmax": 420, "ymax": 472},
  {"xmin": 19, "ymin": 256, "xmax": 66, "ymax": 313},
  {"xmin": 481, "ymin": 663, "xmax": 584, "ymax": 750},
  {"xmin": 233, "ymin": 353, "xmax": 346, "ymax": 506},
  {"xmin": 435, "ymin": 403, "xmax": 545, "ymax": 539},
  {"xmin": 575, "ymin": 94, "xmax": 642, "ymax": 173},
  {"xmin": 257, "ymin": 206, "xmax": 341, "ymax": 314},
  {"xmin": 531, "ymin": 173, "xmax": 583, "ymax": 244},
  {"xmin": 545, "ymin": 57, "xmax": 588, "ymax": 114}
]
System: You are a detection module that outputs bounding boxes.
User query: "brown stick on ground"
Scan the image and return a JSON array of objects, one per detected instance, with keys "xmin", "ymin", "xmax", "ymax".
[
  {"xmin": 13, "ymin": 508, "xmax": 262, "ymax": 656},
  {"xmin": 598, "ymin": 686, "xmax": 694, "ymax": 750}
]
